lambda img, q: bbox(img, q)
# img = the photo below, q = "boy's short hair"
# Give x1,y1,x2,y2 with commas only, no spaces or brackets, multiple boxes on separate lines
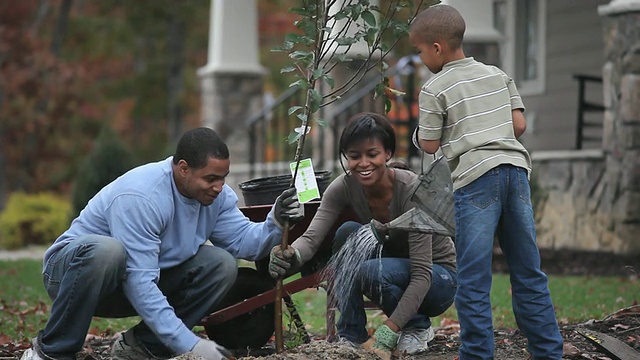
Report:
173,127,229,168
410,4,466,50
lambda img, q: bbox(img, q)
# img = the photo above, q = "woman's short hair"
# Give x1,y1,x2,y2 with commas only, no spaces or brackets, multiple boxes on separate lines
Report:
339,112,396,157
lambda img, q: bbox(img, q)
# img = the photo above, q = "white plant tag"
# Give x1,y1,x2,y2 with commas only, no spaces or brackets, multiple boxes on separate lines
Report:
289,158,321,203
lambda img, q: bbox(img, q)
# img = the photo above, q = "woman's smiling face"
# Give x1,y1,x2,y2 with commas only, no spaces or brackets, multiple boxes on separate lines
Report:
345,137,391,187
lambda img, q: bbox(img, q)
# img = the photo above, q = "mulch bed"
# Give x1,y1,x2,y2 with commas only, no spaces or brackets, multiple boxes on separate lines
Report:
2,250,639,359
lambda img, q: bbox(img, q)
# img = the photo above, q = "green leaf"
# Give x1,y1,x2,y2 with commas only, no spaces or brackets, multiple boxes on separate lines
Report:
385,98,392,114
288,106,303,115
392,22,409,37
281,66,297,74
296,113,308,122
315,118,329,127
361,11,376,27
288,131,301,144
334,9,349,20
334,54,353,63
272,40,294,52
289,6,311,16
309,89,322,113
312,68,324,80
297,18,317,38
365,27,378,46
350,4,363,19
290,50,313,61
285,33,315,46
374,83,385,99
335,36,357,46
289,79,308,90
322,75,335,89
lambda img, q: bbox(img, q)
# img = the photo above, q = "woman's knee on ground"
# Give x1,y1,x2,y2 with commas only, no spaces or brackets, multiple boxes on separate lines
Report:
332,221,362,253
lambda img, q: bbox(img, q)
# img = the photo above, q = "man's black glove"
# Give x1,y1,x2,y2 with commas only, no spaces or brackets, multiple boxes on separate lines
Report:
268,245,302,279
273,187,304,226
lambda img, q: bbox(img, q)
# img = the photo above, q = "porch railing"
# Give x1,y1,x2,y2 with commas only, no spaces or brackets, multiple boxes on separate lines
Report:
245,59,423,179
574,74,605,150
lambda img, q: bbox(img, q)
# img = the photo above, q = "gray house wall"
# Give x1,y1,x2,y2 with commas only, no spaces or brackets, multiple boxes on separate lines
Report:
522,0,609,151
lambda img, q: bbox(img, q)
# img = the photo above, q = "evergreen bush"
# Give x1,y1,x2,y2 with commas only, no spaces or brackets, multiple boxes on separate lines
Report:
71,127,135,218
0,192,72,249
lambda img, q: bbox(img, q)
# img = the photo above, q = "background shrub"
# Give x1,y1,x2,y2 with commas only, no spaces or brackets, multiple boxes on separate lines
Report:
0,192,72,249
71,126,136,218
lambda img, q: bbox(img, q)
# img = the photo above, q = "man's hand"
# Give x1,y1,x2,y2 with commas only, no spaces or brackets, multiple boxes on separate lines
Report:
268,245,301,279
361,324,399,360
273,187,304,226
191,338,231,360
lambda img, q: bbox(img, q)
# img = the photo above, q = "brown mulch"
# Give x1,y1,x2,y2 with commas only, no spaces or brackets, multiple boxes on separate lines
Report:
2,250,639,359
6,307,637,360
5,304,637,360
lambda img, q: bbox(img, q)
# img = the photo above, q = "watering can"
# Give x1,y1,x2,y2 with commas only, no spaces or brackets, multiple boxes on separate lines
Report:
370,156,455,240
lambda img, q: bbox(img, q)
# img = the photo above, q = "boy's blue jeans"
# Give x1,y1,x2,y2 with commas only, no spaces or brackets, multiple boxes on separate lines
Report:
334,222,457,343
454,165,563,360
37,235,237,360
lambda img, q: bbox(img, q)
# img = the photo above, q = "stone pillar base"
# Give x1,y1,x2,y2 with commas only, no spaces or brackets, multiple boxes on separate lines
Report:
199,71,265,165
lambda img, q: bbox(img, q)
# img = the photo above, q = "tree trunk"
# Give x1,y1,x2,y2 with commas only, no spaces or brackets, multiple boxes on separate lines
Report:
51,0,73,55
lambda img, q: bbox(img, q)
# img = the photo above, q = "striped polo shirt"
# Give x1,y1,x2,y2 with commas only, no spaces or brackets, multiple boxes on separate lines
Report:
417,57,532,190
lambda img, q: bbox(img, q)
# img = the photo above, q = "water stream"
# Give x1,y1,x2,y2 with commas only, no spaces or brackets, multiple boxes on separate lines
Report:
322,224,384,313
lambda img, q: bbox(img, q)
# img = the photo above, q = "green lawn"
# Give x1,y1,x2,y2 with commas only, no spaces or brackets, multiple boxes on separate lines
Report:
1,259,638,342
289,273,640,337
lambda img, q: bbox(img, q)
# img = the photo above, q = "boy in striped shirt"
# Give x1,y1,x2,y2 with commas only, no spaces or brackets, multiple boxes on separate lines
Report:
410,5,563,360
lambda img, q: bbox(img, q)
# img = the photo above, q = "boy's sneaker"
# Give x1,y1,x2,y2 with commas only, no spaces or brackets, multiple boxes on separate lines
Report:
334,336,359,349
111,330,160,360
20,338,49,360
396,326,435,355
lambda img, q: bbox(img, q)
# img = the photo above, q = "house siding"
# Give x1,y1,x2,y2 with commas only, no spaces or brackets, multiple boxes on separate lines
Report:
521,0,609,152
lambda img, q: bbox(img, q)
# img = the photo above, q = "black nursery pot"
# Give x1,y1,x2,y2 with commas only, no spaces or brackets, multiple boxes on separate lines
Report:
238,170,332,206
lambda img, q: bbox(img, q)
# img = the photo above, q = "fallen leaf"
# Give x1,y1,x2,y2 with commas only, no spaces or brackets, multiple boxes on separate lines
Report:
562,342,581,356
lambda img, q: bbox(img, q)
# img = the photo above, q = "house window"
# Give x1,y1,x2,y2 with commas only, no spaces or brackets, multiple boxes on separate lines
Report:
493,0,546,95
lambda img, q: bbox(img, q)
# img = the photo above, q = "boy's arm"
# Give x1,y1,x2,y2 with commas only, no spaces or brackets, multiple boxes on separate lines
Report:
512,109,527,139
412,127,441,154
415,88,445,154
419,139,441,154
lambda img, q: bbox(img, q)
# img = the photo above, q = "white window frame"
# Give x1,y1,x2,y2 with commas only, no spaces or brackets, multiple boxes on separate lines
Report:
496,0,547,96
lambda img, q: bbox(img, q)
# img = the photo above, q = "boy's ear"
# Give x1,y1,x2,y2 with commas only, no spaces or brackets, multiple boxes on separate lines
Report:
434,42,442,55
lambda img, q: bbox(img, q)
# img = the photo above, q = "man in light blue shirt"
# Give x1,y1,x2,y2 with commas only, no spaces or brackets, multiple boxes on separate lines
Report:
21,127,302,360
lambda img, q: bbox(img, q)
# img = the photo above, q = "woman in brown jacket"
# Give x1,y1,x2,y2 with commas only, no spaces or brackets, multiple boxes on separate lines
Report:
269,112,457,357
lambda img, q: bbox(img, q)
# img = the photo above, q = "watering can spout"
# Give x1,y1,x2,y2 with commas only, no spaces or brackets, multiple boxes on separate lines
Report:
370,156,456,242
371,207,454,241
370,219,390,244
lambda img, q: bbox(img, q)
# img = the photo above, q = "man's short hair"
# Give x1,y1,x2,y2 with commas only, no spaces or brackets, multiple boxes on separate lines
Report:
173,127,229,168
410,4,466,50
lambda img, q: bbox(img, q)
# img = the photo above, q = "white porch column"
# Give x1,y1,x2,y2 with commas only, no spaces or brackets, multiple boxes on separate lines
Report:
200,0,263,74
443,0,502,67
326,0,380,57
598,0,640,15
443,0,503,43
198,0,265,167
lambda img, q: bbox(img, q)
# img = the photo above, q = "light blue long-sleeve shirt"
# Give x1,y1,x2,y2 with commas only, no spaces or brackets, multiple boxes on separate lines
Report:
44,157,283,353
